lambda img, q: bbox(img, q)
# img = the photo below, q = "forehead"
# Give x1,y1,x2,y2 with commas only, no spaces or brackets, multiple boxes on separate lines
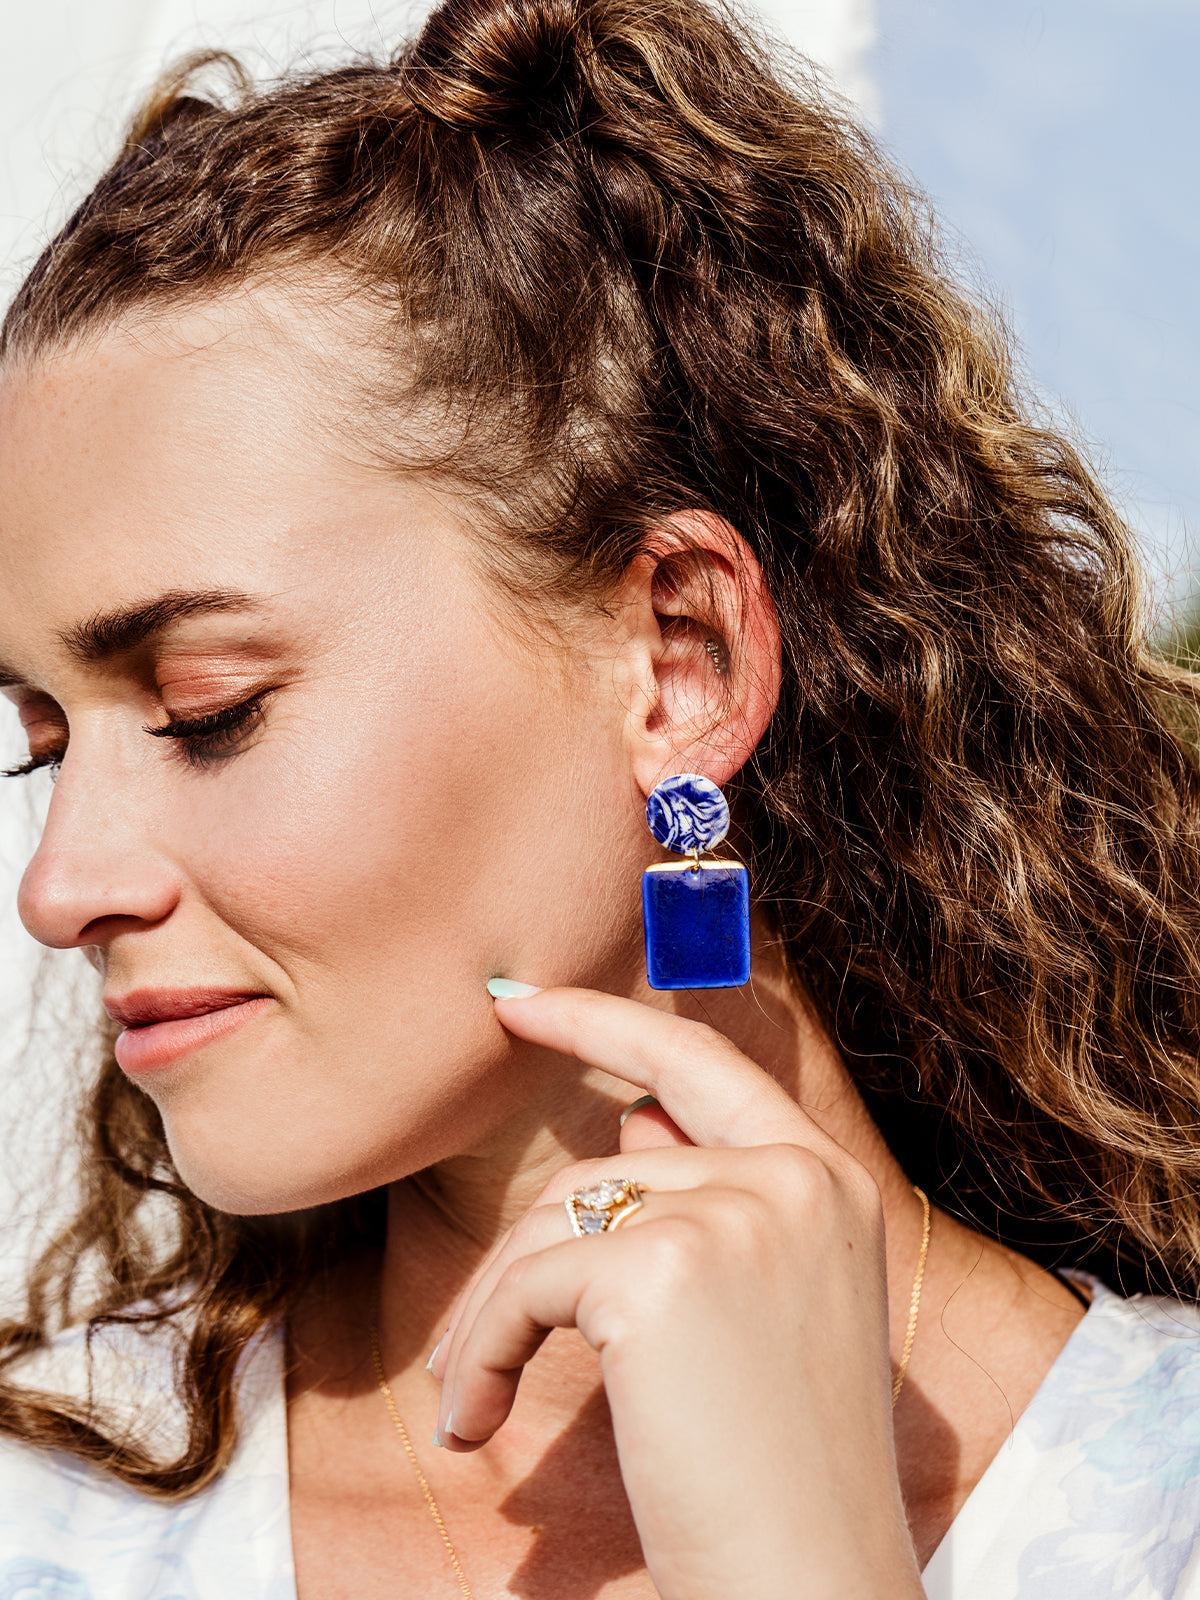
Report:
0,289,450,680
0,286,361,520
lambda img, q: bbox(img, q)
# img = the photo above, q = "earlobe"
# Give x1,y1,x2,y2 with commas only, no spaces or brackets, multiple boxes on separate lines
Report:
621,511,782,797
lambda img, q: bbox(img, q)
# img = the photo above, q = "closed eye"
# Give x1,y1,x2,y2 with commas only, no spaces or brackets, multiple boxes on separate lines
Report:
143,691,272,769
1,689,273,779
2,749,63,780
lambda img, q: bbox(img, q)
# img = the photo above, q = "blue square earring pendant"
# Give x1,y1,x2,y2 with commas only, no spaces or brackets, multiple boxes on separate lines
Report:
642,773,751,990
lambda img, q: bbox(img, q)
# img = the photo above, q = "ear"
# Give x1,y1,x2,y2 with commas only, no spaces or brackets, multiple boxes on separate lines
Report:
614,511,782,798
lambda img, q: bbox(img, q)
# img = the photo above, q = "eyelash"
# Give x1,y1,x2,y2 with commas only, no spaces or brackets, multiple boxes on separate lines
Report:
1,691,272,780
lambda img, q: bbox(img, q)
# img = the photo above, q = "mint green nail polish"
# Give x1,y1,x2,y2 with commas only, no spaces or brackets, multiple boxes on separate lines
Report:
432,1427,442,1448
425,1335,444,1374
486,978,543,999
619,1094,660,1127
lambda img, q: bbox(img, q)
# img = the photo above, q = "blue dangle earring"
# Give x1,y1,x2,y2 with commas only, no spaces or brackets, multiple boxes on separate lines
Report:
642,773,751,990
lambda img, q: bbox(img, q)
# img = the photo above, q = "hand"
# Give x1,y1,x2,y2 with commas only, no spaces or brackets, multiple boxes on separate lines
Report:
429,987,924,1600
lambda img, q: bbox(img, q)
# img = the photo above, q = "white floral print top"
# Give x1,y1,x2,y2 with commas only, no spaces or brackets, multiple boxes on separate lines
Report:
1,1277,1199,1599
922,1277,1200,1598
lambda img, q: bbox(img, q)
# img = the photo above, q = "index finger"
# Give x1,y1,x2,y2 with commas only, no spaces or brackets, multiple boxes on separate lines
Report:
490,985,815,1149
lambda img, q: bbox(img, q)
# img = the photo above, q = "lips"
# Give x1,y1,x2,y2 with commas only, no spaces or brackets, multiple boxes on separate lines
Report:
104,989,272,1074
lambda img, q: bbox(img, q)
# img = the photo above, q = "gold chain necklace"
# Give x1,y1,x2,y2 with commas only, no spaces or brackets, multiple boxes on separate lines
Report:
370,1316,474,1599
892,1185,931,1406
370,1183,931,1597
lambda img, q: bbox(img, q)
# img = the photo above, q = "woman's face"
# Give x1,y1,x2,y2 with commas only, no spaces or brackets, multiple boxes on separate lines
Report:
0,291,654,1213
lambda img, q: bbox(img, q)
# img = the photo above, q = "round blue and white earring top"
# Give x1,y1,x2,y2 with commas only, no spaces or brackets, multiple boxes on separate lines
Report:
645,773,731,855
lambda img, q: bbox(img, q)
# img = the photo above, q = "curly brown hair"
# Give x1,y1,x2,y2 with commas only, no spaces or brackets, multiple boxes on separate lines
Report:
3,0,1200,1498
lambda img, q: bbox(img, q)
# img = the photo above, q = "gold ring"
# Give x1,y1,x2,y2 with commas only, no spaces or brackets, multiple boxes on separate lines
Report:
564,1178,645,1237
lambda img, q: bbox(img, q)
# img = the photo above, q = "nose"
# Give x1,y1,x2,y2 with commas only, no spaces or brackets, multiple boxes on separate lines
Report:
17,763,182,951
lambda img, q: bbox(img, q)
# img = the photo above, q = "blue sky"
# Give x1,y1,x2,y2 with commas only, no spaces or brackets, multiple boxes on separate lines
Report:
871,0,1200,628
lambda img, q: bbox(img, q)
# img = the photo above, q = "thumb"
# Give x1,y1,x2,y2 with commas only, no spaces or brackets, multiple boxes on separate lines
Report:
618,1096,693,1152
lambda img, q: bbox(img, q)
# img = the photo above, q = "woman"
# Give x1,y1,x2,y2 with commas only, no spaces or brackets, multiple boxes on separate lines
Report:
1,0,1199,1594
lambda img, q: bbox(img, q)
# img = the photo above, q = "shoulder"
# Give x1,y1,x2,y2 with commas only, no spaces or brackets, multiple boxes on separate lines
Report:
925,1277,1200,1600
0,1318,294,1600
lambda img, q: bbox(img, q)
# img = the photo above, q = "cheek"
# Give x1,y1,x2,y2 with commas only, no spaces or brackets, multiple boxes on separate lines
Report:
146,641,648,1212
182,652,645,984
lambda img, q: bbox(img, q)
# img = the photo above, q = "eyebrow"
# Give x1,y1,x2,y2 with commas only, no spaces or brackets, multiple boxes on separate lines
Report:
0,589,265,687
60,588,265,663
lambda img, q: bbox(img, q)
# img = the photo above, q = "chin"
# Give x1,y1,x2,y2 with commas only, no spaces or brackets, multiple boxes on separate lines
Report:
168,1150,354,1216
160,1116,412,1217
149,1003,521,1214
157,1083,494,1217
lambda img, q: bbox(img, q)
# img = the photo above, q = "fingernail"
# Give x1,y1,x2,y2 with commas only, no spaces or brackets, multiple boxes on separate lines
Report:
620,1094,660,1127
432,1426,442,1448
424,1335,445,1374
486,978,543,999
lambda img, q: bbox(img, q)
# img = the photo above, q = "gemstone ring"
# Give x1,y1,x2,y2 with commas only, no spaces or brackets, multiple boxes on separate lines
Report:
564,1178,646,1237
